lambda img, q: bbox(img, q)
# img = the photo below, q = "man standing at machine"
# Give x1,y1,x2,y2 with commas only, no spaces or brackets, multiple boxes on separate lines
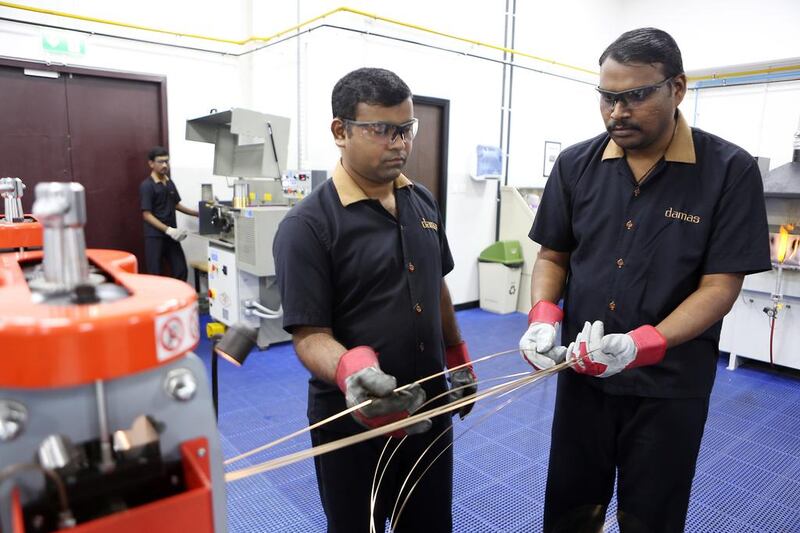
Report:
518,28,771,532
273,67,476,532
140,146,198,281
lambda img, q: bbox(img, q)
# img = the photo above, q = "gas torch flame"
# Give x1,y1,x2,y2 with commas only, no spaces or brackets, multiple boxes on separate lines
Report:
777,224,796,264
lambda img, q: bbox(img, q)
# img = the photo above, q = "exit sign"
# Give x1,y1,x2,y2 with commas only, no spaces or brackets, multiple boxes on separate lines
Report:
42,33,86,56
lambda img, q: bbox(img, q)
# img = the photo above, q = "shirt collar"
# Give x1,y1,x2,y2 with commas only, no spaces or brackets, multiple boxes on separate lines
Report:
601,110,696,164
150,173,170,184
331,160,414,207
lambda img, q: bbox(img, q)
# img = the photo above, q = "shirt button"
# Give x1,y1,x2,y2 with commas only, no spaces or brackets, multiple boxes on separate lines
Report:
408,262,416,272
609,301,617,311
616,258,625,268
414,303,423,314
418,342,425,352
633,187,641,197
625,220,634,230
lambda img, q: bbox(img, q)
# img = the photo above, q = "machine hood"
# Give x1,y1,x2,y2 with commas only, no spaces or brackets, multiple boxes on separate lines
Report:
764,151,800,199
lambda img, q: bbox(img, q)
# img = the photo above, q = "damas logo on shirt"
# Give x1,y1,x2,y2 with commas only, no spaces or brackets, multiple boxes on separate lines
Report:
664,207,701,224
420,217,438,231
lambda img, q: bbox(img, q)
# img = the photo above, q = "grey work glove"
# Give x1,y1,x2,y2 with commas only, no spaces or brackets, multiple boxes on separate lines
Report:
448,368,478,419
336,346,431,437
446,342,477,419
519,301,567,370
568,320,667,378
165,226,187,242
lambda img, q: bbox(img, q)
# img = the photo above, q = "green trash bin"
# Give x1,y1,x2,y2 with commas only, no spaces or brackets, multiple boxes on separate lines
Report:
478,240,524,314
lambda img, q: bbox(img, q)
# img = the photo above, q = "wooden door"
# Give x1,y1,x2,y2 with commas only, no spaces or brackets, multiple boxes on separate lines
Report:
0,66,71,186
0,59,167,269
405,96,450,223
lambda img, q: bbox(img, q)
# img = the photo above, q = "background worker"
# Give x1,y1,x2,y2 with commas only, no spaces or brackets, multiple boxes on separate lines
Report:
140,146,198,280
518,28,771,533
273,67,476,533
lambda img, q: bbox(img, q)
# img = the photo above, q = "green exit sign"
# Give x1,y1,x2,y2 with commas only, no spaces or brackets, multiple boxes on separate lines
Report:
42,33,86,56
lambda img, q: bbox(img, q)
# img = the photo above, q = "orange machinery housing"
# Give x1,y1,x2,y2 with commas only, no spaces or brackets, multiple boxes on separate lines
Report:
0,183,226,533
0,215,42,251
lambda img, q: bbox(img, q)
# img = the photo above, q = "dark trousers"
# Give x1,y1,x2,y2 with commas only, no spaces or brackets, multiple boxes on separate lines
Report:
311,415,453,533
144,236,188,281
544,372,710,533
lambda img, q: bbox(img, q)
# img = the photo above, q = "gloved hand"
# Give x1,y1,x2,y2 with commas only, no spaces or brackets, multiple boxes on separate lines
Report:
519,300,567,370
335,346,431,437
568,320,667,378
165,226,187,242
445,342,477,419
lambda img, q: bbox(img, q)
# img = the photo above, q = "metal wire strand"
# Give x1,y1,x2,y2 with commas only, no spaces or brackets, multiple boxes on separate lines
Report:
390,368,559,530
223,348,520,466
0,462,70,513
368,371,531,533
225,358,575,482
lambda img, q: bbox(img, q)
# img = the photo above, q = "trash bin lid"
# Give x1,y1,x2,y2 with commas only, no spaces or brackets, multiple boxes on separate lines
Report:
478,240,524,266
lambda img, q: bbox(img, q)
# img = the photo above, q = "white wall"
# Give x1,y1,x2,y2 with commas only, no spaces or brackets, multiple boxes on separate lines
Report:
619,0,800,172
248,2,510,304
685,81,800,170
619,0,800,70
1,0,798,304
0,0,252,267
246,1,623,304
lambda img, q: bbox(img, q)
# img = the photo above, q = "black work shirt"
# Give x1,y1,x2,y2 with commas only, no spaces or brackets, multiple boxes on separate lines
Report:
140,176,181,237
273,162,454,430
531,112,771,398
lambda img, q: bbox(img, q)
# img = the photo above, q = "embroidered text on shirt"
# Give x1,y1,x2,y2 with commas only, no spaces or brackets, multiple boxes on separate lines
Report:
420,217,438,231
665,207,701,224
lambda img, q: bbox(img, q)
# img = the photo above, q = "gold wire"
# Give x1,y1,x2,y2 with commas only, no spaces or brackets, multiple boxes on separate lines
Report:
368,371,531,532
225,359,573,482
390,368,558,530
223,348,519,466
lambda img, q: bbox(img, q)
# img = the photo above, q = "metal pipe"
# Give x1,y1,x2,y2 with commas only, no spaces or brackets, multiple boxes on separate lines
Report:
94,380,114,472
0,177,25,223
0,2,600,76
32,182,89,291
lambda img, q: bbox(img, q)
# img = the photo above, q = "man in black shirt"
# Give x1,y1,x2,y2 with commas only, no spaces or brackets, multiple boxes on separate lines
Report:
518,28,770,532
273,68,476,533
139,146,198,280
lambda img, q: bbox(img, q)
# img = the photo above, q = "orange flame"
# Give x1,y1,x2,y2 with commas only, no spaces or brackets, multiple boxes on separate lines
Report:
777,224,796,264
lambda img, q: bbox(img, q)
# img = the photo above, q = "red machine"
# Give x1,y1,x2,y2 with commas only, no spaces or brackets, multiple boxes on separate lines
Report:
0,178,42,251
0,183,226,532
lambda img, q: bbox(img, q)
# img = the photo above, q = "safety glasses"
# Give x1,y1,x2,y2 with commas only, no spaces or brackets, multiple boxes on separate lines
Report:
596,78,672,110
344,118,419,144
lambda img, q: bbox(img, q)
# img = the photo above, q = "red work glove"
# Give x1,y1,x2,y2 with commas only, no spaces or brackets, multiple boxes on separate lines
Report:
568,321,667,378
445,342,478,419
519,300,567,370
336,346,431,437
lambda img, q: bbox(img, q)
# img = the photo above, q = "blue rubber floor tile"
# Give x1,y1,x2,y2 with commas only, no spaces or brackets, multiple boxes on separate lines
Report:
454,458,499,497
212,311,800,531
458,442,531,483
495,428,551,463
726,443,797,477
461,480,542,532
744,495,800,533
702,454,779,497
452,502,499,533
685,502,760,533
453,428,494,454
227,484,307,533
497,462,548,506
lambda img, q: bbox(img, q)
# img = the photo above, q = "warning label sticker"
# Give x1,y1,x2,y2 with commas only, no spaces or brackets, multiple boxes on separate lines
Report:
154,302,200,362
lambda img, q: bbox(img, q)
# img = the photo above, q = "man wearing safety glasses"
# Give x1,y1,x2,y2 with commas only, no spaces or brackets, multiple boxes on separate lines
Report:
273,67,474,532
519,28,770,532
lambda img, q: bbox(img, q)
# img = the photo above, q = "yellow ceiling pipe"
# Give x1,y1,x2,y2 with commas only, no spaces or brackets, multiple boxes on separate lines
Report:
0,1,598,75
688,63,800,83
4,2,796,82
